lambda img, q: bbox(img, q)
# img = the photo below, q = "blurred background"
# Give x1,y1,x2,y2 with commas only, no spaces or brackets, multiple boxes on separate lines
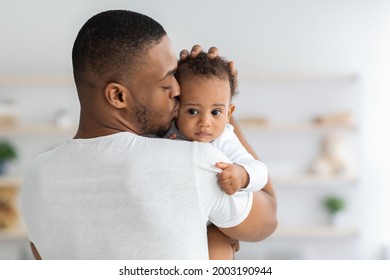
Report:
0,0,389,259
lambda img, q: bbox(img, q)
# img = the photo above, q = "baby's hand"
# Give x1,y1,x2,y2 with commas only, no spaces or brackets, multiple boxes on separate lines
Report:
167,133,177,140
215,162,249,195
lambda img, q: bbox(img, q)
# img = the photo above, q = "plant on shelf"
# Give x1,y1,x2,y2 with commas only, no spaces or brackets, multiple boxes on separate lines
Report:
323,195,345,226
0,140,17,175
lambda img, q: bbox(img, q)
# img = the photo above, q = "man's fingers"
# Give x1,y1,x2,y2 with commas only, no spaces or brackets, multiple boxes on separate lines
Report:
207,46,219,59
179,45,202,60
179,49,190,60
228,61,238,78
190,45,202,57
181,45,222,60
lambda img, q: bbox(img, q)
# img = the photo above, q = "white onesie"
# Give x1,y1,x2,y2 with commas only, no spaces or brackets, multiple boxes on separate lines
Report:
167,123,268,192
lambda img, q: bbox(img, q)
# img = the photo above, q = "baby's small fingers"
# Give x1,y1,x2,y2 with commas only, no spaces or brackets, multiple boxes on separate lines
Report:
168,133,177,140
217,171,230,181
222,186,235,195
215,162,231,170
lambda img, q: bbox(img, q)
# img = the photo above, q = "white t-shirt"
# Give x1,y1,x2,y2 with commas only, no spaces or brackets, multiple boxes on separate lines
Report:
167,123,268,192
20,132,252,260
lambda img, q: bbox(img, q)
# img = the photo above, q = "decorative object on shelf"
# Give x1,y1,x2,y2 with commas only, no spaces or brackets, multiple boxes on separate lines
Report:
0,140,17,175
53,109,73,128
0,187,19,230
308,134,353,177
323,195,345,226
0,99,18,126
313,111,354,127
238,116,268,127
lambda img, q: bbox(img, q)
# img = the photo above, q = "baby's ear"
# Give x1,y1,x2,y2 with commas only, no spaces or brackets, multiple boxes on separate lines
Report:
228,103,235,121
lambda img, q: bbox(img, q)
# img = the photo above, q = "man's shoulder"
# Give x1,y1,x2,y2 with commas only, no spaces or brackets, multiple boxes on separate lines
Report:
154,137,226,156
30,142,64,164
195,141,231,163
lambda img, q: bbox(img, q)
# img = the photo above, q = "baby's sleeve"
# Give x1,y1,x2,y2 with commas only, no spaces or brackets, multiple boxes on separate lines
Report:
212,124,268,192
195,142,253,228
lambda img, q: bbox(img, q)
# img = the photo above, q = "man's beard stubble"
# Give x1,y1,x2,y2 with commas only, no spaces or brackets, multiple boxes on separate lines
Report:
135,104,171,138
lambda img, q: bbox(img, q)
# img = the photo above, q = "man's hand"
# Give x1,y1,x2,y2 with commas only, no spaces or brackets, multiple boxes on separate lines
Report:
216,162,249,195
179,45,237,77
179,45,218,60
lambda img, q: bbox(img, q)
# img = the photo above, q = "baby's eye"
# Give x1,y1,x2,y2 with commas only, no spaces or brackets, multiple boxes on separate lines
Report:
211,110,222,116
187,108,199,115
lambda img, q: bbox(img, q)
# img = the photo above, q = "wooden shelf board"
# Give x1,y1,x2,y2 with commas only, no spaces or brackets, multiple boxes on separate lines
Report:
239,121,357,132
0,74,73,86
0,124,76,136
0,73,358,86
272,225,358,238
0,177,22,188
0,225,28,241
272,174,357,186
238,72,358,82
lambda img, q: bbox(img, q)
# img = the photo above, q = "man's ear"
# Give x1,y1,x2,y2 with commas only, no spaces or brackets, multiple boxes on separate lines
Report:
104,82,128,109
228,103,235,121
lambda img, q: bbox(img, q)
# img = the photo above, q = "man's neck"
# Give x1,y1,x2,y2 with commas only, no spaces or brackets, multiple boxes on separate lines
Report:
74,121,138,139
74,111,139,139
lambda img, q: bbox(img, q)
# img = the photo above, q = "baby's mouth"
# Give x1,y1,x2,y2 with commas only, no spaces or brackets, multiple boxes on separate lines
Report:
195,131,211,137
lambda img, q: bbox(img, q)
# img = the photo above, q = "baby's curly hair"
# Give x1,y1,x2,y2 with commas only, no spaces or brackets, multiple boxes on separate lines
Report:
175,52,238,98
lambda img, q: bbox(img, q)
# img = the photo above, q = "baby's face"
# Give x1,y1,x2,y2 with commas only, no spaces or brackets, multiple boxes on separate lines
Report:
176,76,234,142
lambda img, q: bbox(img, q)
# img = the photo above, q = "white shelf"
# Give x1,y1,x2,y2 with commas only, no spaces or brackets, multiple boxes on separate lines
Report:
0,74,73,86
0,225,28,241
272,225,358,238
272,174,357,187
239,122,356,133
0,124,76,136
0,73,357,85
238,72,358,83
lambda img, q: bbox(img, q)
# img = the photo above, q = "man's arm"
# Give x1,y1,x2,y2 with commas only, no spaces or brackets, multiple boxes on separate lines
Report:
218,117,277,241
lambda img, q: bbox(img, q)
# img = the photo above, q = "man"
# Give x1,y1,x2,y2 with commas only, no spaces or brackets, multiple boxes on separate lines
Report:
21,10,276,259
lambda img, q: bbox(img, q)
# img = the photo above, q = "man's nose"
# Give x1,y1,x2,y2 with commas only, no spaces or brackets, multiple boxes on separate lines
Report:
169,79,180,99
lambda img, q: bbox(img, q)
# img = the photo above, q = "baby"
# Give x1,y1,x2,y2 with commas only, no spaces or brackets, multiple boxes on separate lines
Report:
167,52,269,259
168,52,268,195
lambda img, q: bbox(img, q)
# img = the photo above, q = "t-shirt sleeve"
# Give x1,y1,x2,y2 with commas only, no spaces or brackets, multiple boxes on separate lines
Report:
212,124,268,192
194,142,253,228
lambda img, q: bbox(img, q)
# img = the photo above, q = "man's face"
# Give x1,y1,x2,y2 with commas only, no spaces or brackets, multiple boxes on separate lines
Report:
126,36,180,136
176,76,234,142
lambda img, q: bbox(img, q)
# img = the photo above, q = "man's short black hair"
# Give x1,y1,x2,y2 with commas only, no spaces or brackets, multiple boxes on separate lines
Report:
175,52,238,98
72,10,167,88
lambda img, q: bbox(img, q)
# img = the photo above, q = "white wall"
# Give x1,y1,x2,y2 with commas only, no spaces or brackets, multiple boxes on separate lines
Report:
1,0,390,259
